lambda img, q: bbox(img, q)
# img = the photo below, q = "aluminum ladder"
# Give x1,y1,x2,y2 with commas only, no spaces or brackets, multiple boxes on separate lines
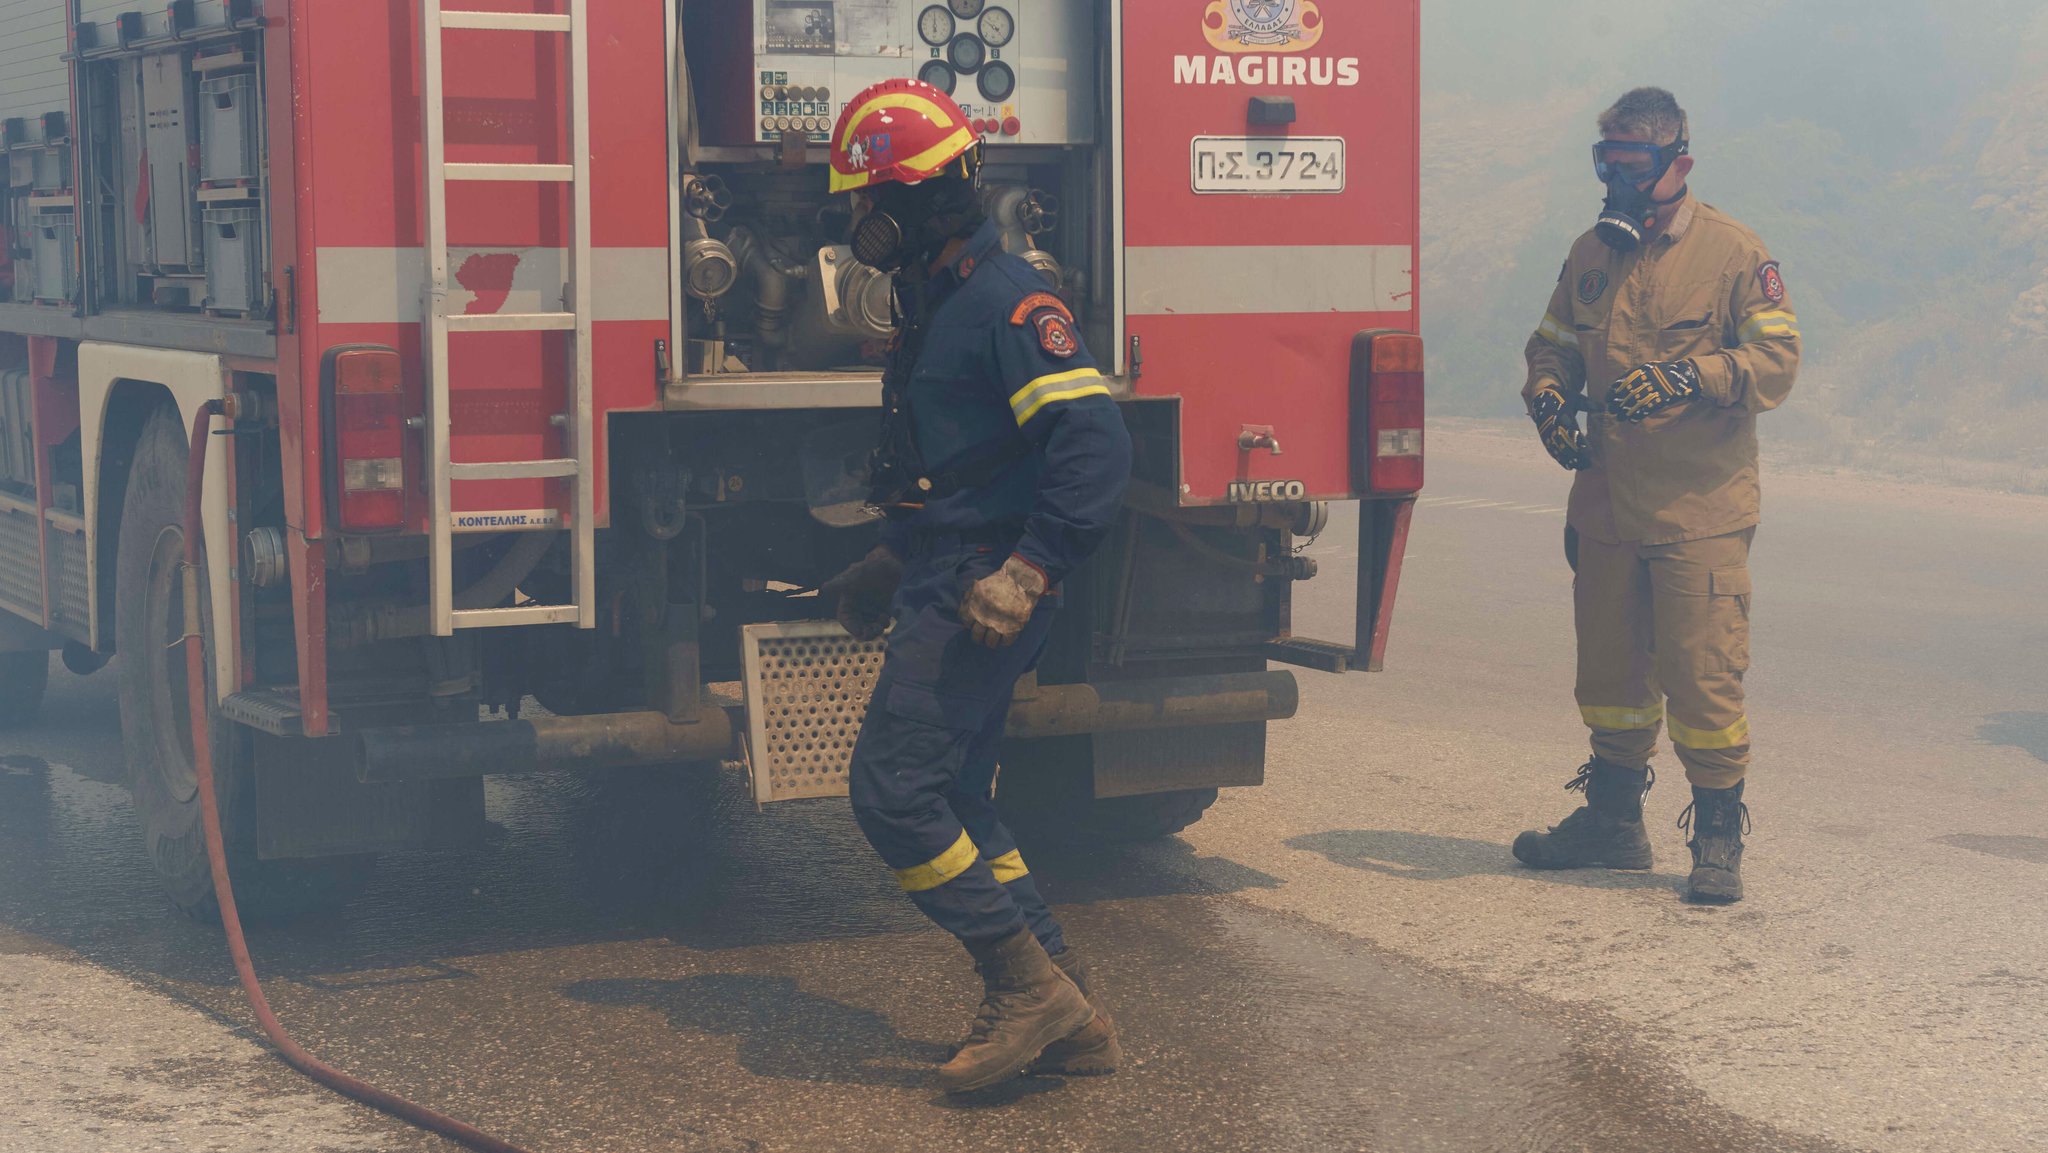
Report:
419,0,595,635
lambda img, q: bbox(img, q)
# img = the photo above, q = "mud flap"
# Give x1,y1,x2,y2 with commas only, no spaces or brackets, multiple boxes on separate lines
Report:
252,732,484,859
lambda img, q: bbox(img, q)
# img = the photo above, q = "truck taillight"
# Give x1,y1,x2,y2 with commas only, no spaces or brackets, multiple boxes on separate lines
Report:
1353,331,1424,494
327,346,406,533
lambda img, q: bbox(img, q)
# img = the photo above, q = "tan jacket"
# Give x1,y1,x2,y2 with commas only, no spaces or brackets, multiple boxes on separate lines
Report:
1523,197,1800,545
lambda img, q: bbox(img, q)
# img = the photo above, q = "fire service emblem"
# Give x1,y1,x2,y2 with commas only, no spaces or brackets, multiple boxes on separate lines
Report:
1204,0,1324,53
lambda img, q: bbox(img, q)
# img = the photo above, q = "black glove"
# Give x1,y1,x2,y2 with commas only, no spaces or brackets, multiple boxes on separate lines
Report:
820,545,904,641
1607,359,1701,423
1530,384,1590,471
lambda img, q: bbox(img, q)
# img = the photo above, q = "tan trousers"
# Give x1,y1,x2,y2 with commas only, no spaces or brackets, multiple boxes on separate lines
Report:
1571,527,1754,789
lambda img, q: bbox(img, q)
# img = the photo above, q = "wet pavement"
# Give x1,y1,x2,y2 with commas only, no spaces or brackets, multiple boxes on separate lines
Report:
0,710,1850,1153
5,426,2046,1151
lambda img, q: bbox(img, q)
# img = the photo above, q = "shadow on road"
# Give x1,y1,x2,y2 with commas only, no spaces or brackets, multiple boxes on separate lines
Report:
562,973,949,1088
1979,711,2048,764
1286,828,1684,889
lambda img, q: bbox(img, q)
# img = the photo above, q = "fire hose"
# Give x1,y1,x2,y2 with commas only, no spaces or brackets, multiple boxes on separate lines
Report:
180,401,531,1153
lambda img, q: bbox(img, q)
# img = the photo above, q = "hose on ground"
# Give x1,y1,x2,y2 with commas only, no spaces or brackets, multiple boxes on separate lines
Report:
180,401,532,1153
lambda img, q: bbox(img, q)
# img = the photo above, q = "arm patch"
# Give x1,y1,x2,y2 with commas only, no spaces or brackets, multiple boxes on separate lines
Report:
1009,292,1073,326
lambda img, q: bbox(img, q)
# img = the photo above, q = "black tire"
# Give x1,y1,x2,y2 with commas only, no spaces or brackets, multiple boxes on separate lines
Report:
998,735,1221,843
115,407,372,920
1074,787,1219,842
0,649,50,729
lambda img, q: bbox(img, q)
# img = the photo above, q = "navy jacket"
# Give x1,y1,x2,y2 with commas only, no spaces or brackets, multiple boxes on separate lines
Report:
882,220,1132,586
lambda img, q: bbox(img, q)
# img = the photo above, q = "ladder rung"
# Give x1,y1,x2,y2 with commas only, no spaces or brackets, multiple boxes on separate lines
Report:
452,604,581,629
445,311,578,333
446,162,573,183
449,458,579,481
440,11,573,32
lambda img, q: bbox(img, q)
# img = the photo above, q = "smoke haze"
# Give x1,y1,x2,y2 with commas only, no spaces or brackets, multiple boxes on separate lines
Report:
1423,0,2048,483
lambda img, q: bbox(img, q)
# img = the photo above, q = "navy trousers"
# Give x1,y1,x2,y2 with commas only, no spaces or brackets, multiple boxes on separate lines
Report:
847,540,1066,953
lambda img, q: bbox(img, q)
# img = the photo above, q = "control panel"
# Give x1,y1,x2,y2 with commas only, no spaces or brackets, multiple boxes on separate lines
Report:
730,0,1094,147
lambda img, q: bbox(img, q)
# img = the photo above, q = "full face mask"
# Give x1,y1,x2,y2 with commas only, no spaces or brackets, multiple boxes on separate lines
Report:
1592,134,1689,251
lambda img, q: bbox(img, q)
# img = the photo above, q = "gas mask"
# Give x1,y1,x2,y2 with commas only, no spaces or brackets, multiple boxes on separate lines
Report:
849,170,985,279
1592,134,1689,252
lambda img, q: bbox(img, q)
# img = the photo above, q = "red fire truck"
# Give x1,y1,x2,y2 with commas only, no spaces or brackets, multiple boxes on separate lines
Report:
0,0,1419,915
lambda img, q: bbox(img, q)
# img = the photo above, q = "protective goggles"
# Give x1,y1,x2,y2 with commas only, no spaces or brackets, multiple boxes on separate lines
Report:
1592,137,1688,185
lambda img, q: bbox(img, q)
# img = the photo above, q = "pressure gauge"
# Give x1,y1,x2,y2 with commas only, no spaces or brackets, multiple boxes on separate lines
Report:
917,5,954,46
977,59,1015,102
918,59,958,95
947,32,985,73
977,6,1014,48
948,0,984,18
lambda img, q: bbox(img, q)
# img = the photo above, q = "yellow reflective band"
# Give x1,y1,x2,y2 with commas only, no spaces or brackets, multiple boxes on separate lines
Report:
839,93,960,151
829,167,872,193
894,830,979,893
895,127,976,181
1580,702,1665,731
1536,313,1579,349
1670,715,1751,750
1737,310,1799,344
986,850,1028,884
1009,368,1109,425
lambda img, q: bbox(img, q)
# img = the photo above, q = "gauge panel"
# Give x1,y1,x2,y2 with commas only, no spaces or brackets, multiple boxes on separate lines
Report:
946,32,985,73
977,6,1014,48
917,5,954,46
918,59,958,95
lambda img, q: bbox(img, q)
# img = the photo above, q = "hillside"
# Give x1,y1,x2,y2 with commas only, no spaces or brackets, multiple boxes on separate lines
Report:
1421,0,2048,477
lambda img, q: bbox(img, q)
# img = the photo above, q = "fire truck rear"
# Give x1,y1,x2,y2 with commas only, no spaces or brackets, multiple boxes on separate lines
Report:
0,0,1420,914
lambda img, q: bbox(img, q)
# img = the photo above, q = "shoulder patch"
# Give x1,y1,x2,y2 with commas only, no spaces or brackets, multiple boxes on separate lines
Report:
1009,291,1073,327
1757,260,1786,304
1576,268,1608,305
1033,310,1079,358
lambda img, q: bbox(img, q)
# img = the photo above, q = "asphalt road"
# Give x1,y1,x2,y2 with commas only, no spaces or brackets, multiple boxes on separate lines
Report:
2,425,2044,1152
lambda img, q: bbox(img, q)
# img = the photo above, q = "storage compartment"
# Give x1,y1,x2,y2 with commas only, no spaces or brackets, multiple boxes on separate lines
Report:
142,51,201,270
0,367,33,493
29,213,75,304
199,72,259,183
201,203,263,315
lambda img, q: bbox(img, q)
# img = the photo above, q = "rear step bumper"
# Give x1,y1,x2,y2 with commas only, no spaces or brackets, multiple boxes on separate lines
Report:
352,671,1298,782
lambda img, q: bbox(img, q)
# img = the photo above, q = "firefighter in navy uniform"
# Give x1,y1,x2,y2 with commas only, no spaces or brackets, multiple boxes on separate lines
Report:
1517,88,1799,903
818,80,1133,1094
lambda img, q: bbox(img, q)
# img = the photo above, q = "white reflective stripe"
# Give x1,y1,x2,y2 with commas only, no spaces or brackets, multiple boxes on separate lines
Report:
1536,313,1578,349
1124,245,1412,316
1738,309,1798,344
314,246,667,325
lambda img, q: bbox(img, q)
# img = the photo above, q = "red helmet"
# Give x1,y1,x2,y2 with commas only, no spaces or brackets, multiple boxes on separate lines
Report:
829,78,981,194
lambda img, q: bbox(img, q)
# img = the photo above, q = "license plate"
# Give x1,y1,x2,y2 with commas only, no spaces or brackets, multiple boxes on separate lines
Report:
1190,136,1346,195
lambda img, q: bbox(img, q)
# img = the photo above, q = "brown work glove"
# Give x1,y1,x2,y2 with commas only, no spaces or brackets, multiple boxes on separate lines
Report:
959,555,1047,648
820,545,905,641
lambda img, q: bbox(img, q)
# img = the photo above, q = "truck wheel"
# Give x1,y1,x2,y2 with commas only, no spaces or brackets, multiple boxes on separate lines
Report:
998,736,1221,843
1074,788,1219,842
0,649,49,729
115,407,372,920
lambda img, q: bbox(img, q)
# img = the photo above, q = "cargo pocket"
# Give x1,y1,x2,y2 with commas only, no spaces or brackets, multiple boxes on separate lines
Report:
1710,565,1751,672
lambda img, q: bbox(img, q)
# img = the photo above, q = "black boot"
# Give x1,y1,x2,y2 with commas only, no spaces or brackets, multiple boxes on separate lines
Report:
936,928,1095,1093
1680,782,1748,903
1512,759,1655,870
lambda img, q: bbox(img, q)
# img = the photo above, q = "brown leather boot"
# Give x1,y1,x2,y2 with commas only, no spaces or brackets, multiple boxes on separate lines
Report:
935,928,1095,1094
1028,948,1122,1076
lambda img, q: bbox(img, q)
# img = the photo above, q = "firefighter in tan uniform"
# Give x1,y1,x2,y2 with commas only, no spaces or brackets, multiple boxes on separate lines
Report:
1513,88,1799,903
